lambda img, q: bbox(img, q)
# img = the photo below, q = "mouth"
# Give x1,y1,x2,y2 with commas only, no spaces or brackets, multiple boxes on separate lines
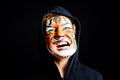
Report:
56,41,70,50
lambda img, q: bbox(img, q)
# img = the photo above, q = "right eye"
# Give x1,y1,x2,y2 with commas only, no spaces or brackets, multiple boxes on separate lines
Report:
46,27,55,32
48,29,55,32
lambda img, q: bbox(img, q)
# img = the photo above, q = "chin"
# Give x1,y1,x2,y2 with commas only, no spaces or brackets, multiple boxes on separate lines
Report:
54,48,77,58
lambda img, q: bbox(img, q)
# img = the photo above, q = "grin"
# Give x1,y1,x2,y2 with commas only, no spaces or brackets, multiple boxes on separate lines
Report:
55,41,71,50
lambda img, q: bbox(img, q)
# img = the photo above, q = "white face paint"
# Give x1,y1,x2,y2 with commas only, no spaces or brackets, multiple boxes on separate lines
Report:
45,15,77,58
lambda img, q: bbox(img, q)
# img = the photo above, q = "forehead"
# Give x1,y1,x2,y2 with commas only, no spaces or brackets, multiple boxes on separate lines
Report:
45,15,72,25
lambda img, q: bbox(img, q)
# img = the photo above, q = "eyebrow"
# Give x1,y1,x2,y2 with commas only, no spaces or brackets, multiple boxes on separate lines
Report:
64,22,70,25
63,17,71,25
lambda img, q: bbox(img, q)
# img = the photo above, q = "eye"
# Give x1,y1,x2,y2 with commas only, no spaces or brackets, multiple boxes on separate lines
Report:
46,27,55,32
63,27,71,30
48,29,55,32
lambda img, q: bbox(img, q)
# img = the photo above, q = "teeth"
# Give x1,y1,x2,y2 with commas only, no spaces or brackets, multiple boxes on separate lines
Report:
57,42,67,46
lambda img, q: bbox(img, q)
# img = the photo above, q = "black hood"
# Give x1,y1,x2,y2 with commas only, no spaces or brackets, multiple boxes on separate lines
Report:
41,5,81,54
40,5,81,78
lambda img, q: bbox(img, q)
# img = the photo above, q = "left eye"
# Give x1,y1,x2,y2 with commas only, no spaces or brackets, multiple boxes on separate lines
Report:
64,27,71,30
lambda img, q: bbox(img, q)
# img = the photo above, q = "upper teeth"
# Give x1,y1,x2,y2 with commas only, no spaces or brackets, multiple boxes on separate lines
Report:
57,42,67,46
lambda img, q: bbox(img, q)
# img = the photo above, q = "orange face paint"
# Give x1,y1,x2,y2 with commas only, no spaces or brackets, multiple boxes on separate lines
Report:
45,15,77,58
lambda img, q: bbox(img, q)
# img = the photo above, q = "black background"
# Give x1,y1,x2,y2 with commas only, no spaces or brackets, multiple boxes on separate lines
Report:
4,0,117,80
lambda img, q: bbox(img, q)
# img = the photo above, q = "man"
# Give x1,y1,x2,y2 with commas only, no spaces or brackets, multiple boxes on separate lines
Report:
39,6,103,80
26,6,103,80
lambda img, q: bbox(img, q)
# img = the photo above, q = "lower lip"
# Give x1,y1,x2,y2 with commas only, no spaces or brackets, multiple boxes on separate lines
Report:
57,46,70,50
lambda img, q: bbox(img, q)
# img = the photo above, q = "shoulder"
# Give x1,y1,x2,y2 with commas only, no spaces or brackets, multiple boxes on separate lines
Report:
74,63,103,80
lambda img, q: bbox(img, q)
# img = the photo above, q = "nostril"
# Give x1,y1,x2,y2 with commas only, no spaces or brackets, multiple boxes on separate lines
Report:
54,36,61,39
54,36,64,40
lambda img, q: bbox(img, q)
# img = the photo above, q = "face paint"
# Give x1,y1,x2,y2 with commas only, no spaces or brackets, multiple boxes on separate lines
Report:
45,15,77,58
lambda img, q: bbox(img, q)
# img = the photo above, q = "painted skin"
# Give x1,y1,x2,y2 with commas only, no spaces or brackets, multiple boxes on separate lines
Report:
45,15,77,58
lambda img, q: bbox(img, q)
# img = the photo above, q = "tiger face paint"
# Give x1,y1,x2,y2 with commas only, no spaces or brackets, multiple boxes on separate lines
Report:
45,15,77,58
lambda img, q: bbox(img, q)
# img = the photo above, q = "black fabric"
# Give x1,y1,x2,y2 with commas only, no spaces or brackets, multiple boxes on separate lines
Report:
25,6,103,80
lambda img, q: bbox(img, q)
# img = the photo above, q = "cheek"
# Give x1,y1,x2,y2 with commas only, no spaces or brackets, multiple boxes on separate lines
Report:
46,35,56,50
66,30,75,38
46,34,55,45
71,33,75,38
66,31,76,46
69,33,76,47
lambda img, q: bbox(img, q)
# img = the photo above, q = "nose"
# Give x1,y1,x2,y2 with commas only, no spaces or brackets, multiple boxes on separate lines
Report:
54,28,64,40
57,28,64,36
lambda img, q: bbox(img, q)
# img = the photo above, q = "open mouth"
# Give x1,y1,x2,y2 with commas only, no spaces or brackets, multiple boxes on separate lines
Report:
56,41,70,50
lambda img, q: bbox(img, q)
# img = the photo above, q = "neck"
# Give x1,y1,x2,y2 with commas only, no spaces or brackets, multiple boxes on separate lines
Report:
54,57,70,78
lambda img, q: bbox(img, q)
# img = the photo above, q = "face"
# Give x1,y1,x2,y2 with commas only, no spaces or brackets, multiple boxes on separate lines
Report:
45,15,77,58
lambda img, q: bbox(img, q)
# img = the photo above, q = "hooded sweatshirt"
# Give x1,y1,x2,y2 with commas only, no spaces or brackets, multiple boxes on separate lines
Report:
26,6,103,80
